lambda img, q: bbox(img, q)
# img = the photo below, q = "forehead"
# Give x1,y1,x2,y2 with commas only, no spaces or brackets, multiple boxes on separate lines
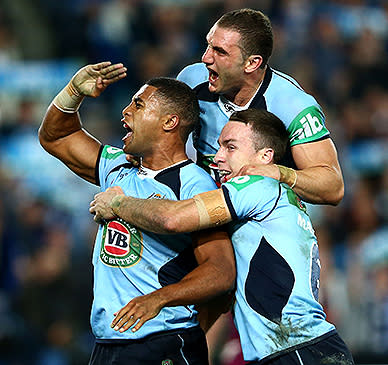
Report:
206,24,241,49
133,84,158,101
220,121,253,142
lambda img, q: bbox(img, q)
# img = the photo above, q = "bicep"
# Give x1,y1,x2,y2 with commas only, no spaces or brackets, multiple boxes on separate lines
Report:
291,138,341,170
59,129,102,184
40,107,102,184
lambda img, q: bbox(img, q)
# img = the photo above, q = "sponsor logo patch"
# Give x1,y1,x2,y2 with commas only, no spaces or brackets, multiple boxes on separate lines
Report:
100,218,143,267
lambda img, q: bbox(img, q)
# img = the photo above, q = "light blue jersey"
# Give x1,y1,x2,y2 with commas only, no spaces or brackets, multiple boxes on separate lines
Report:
221,175,335,362
91,145,217,342
178,63,330,173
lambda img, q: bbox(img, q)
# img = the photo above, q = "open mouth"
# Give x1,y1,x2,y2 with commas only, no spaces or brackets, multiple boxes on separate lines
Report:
208,69,219,84
219,169,232,183
122,123,133,141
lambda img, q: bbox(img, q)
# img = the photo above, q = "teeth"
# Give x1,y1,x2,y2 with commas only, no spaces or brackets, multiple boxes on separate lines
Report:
219,170,230,177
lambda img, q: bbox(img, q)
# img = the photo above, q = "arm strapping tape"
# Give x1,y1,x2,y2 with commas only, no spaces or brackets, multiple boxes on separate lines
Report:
193,189,232,230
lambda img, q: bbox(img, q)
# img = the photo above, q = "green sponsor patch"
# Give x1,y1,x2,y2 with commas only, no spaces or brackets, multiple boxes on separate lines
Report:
100,218,143,268
226,175,264,191
102,146,124,160
288,106,328,145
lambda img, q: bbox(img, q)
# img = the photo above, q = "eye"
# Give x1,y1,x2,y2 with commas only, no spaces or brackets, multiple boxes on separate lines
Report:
227,144,236,151
135,100,142,109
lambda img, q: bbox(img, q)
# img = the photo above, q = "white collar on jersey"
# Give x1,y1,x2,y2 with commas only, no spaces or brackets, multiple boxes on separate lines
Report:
217,80,263,117
137,159,189,179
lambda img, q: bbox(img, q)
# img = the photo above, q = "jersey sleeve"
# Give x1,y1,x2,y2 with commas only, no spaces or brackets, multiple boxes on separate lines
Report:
97,145,129,190
265,70,330,147
176,63,209,89
287,105,330,146
221,175,281,221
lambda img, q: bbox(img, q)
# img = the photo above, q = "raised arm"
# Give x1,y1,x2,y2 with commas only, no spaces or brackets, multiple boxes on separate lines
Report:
238,138,344,205
89,186,232,233
38,62,127,184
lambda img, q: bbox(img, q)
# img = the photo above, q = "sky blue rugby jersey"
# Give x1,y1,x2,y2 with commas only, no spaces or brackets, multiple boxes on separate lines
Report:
91,145,217,342
220,175,335,362
177,63,330,173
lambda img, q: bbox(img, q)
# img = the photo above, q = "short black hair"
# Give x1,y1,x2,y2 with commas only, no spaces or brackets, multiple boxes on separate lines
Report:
229,109,288,163
147,77,199,143
217,8,273,68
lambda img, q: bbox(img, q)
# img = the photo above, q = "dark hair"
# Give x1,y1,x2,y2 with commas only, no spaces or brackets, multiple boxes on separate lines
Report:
229,109,288,163
147,77,199,142
217,8,273,68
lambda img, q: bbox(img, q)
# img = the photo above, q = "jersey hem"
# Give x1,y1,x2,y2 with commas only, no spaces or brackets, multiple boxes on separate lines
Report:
94,325,203,344
250,329,337,364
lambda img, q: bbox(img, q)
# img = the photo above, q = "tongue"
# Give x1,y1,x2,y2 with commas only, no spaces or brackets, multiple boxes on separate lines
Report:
209,71,218,82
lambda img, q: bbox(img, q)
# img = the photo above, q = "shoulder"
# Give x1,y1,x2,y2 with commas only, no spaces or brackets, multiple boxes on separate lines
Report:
222,175,281,220
265,68,323,126
223,175,277,195
97,145,132,186
180,162,217,198
177,63,209,89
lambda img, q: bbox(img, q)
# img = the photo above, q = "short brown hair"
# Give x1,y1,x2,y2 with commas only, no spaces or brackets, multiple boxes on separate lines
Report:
147,77,199,143
229,109,288,163
217,8,273,68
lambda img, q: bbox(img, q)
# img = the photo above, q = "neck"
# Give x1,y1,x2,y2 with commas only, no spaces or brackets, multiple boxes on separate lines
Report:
227,66,266,106
141,139,188,170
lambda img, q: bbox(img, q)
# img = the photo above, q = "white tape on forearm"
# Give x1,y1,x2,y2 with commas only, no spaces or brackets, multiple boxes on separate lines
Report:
193,189,231,229
52,82,84,113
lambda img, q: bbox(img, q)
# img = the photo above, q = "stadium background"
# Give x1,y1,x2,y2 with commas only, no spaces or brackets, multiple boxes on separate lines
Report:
0,0,387,364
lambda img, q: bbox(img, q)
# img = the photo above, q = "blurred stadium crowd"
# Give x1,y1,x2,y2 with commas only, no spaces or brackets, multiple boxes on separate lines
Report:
0,0,387,364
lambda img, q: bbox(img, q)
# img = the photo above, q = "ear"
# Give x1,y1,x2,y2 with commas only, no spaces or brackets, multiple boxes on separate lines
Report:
244,55,263,73
257,147,274,164
162,114,179,131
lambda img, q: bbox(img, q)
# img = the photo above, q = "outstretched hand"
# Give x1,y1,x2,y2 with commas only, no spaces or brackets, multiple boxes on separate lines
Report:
111,291,164,333
89,186,125,223
72,61,127,98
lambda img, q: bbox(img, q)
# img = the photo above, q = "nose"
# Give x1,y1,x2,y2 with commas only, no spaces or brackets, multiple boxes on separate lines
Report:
122,103,133,116
201,46,213,65
214,147,224,165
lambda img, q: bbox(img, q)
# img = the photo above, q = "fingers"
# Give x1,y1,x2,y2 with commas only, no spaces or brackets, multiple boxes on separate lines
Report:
99,63,127,82
111,307,143,333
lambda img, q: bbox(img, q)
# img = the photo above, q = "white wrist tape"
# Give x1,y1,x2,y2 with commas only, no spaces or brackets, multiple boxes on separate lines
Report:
52,81,84,113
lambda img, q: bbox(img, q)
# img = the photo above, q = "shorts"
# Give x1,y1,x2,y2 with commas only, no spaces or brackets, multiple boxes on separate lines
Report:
89,326,209,365
250,332,354,365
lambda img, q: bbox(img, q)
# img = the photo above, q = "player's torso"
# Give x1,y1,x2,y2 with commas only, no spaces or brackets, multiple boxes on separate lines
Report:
222,176,335,361
178,63,329,173
92,146,215,340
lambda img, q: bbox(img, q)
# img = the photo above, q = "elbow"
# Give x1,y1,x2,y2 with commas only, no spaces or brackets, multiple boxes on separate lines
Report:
325,176,345,206
38,125,54,152
330,184,344,206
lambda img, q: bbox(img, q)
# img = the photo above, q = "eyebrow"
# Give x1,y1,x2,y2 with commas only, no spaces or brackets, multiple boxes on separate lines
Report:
132,96,144,104
218,138,237,145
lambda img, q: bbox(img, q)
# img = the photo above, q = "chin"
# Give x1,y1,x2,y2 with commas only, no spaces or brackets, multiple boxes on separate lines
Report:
208,83,218,93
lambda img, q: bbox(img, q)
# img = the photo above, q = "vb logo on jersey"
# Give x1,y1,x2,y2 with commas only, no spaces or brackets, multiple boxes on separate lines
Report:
100,218,143,268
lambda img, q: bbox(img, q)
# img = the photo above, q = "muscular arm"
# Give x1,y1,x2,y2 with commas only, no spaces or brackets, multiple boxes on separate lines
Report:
110,228,236,333
38,62,127,184
290,138,344,205
89,187,232,233
238,138,344,205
